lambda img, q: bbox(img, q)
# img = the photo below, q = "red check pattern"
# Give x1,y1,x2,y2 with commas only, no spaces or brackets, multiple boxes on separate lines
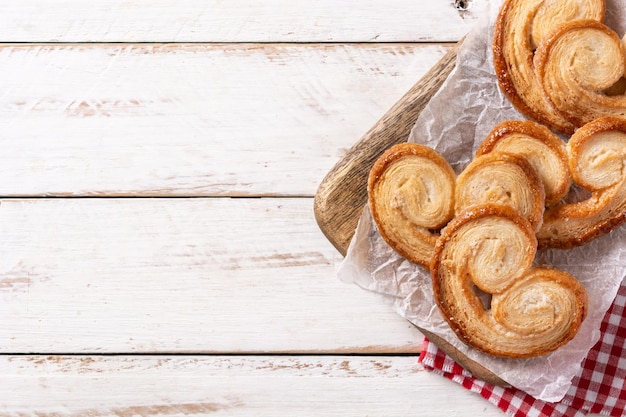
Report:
419,283,626,417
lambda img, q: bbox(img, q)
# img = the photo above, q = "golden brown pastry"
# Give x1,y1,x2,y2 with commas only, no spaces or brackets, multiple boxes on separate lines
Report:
535,20,626,128
538,117,626,248
623,34,626,67
476,120,571,207
431,204,588,358
493,0,605,134
455,152,545,231
368,143,456,266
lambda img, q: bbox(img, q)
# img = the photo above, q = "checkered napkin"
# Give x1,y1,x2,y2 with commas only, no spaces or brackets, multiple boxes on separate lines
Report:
419,283,626,417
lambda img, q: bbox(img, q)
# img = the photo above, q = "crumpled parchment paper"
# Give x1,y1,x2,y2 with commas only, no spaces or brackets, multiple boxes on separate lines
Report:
338,0,626,402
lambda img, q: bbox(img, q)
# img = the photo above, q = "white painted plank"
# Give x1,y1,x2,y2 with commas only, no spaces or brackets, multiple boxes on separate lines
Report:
0,43,450,197
0,197,422,353
0,355,504,416
0,0,485,43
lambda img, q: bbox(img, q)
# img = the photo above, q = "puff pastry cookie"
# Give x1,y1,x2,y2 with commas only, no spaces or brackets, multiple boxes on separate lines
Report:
476,120,571,207
538,117,626,248
455,152,545,231
493,0,605,133
368,143,456,266
366,123,594,356
431,204,588,358
535,20,626,128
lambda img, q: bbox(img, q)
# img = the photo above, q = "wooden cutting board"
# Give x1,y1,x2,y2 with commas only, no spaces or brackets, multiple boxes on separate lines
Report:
313,40,508,387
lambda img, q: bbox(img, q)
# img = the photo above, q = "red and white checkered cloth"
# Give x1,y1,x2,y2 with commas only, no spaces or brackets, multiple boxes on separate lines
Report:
419,283,626,417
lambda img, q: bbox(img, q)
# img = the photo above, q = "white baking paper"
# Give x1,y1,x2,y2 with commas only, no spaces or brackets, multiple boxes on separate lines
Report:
338,0,626,402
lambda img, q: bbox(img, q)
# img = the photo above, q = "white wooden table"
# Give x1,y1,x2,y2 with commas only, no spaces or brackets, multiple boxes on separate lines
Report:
0,2,597,415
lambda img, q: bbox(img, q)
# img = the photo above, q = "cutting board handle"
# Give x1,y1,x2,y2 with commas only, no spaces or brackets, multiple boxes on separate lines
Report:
314,40,508,386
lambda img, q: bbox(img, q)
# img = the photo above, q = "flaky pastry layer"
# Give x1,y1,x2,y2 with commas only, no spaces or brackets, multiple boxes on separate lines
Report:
476,120,571,207
493,0,605,133
456,152,545,231
535,20,626,128
538,117,626,248
431,204,588,358
368,143,456,266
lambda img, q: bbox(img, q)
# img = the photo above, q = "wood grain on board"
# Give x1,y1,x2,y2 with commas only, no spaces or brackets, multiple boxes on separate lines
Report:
0,198,422,354
0,355,504,416
0,43,449,196
0,0,483,42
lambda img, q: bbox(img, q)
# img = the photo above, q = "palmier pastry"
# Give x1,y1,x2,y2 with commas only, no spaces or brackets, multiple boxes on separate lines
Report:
431,204,588,358
368,143,456,266
493,0,605,134
535,20,626,128
455,152,545,231
538,117,626,248
476,120,571,207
